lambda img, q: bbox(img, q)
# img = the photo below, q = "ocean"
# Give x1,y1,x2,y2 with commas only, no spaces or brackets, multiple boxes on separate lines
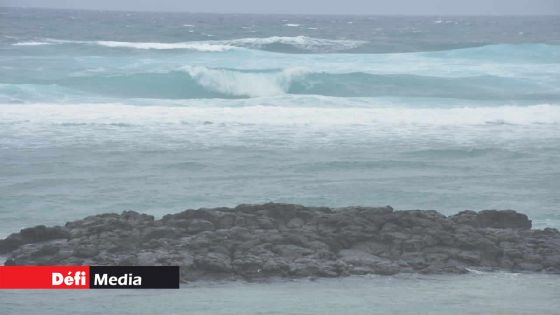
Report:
1,7,560,314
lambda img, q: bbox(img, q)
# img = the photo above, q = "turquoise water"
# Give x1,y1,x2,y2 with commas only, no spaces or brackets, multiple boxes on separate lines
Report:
1,8,560,313
1,9,560,235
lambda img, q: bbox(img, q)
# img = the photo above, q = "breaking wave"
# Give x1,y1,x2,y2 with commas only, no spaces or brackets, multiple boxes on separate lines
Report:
3,43,559,101
17,66,555,100
183,66,307,97
222,36,365,52
12,41,52,46
93,41,233,52
11,36,367,52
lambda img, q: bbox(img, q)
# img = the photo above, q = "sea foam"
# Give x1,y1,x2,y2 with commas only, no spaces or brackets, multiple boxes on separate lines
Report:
2,103,559,127
94,41,233,52
183,66,308,97
12,41,52,46
12,36,367,52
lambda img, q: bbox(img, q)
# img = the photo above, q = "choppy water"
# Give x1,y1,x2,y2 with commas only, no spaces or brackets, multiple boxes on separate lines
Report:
1,8,560,314
1,8,560,234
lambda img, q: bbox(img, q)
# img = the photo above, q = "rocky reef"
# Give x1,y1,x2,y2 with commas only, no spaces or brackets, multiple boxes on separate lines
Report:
1,203,559,282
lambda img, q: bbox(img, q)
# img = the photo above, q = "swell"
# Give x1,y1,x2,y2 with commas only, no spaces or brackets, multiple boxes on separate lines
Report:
2,43,559,101
10,36,368,53
6,67,557,100
9,39,560,61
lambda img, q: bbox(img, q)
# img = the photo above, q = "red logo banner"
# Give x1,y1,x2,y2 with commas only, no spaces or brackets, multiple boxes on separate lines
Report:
0,266,90,289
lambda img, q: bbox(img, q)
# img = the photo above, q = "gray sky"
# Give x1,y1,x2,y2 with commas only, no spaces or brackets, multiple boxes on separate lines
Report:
1,0,559,15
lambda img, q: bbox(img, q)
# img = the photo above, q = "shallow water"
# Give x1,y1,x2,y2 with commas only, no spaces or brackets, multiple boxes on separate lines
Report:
2,273,560,315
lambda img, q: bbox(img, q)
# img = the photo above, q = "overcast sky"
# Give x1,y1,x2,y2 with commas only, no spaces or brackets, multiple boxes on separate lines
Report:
1,0,559,15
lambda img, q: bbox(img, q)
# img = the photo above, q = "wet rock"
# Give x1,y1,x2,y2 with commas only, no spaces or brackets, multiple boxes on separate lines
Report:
1,203,559,282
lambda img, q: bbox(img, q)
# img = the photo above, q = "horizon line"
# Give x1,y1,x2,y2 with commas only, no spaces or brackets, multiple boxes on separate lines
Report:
2,5,560,17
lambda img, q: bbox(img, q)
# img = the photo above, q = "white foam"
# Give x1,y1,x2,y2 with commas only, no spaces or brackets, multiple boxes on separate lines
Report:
466,268,489,275
22,36,366,52
31,38,233,52
222,36,366,52
184,66,308,97
2,103,559,127
12,41,52,46
94,41,233,52
284,24,301,27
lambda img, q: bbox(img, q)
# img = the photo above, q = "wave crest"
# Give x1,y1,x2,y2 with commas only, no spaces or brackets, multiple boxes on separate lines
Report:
12,41,52,46
5,67,558,100
184,66,308,97
12,36,367,52
222,36,366,52
95,40,233,52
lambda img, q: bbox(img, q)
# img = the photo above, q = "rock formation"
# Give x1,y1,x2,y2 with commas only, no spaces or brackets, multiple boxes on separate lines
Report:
1,203,559,282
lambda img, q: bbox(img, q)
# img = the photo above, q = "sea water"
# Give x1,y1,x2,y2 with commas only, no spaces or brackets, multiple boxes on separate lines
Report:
1,8,560,314
2,273,560,314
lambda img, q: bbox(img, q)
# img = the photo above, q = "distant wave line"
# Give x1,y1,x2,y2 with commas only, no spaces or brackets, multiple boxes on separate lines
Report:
11,36,368,52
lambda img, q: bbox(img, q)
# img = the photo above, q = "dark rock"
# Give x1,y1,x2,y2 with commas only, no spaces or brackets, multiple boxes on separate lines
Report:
0,237,23,254
477,210,532,229
73,246,99,258
186,219,215,234
195,252,232,273
451,210,531,230
1,203,558,282
0,225,69,254
142,226,180,240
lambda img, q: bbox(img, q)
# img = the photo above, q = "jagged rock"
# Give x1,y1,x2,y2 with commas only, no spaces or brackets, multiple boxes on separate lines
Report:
1,203,559,282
